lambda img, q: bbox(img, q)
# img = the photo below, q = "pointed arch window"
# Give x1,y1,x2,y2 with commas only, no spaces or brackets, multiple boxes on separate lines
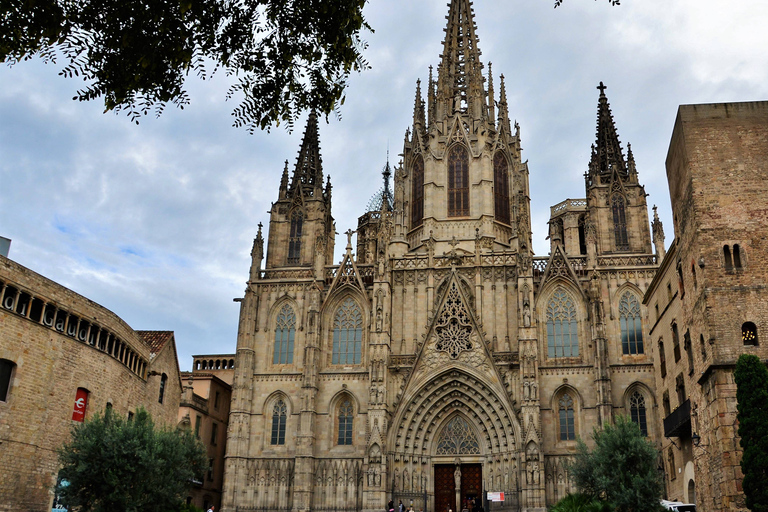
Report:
612,195,629,251
493,152,510,225
337,400,353,445
448,145,469,217
271,399,287,445
273,304,296,364
332,298,363,365
411,155,424,229
619,292,644,355
546,288,579,358
288,210,303,264
559,393,576,441
629,391,648,436
436,416,480,455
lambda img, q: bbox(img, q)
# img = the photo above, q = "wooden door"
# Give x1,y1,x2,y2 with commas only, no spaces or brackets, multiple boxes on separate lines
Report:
434,464,455,512
460,464,482,511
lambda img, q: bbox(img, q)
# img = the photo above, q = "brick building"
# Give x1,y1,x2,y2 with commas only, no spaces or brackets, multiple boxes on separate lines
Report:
0,252,183,512
179,354,234,510
645,101,768,510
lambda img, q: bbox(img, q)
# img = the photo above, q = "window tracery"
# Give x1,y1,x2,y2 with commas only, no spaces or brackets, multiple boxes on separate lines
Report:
448,145,469,217
619,292,644,355
435,283,473,359
332,298,363,365
436,416,480,455
493,152,510,225
271,399,287,445
558,393,575,441
546,288,579,358
337,400,353,445
629,391,648,436
288,210,303,264
274,304,296,364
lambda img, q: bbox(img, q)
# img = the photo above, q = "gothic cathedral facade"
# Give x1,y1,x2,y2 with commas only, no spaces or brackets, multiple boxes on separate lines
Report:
222,1,664,511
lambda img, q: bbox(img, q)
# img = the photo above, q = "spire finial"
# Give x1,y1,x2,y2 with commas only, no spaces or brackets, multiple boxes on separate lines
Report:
597,81,607,96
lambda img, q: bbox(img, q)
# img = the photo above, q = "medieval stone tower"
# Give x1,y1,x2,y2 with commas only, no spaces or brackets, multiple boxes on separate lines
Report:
222,1,662,511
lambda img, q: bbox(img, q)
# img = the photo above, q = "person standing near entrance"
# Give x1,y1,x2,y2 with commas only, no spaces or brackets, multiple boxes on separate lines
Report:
399,499,404,512
388,499,395,512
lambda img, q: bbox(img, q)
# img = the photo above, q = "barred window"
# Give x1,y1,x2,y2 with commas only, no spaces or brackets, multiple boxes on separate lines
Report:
448,145,469,217
273,304,296,364
493,152,510,225
612,195,629,251
630,391,648,436
271,400,287,445
411,155,424,229
337,400,353,445
559,393,575,441
332,299,363,365
619,292,644,355
547,288,579,358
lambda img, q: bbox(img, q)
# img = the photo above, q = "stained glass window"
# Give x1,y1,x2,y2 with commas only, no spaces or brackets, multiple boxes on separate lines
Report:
273,305,296,364
338,400,353,445
288,210,303,264
448,145,469,217
271,399,287,445
546,288,579,358
629,391,648,436
612,195,629,251
332,298,363,365
412,155,424,228
619,292,643,355
436,416,480,455
493,152,510,225
559,394,575,441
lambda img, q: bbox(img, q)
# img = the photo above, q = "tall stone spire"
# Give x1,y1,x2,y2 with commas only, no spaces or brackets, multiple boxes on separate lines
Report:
588,82,628,185
436,0,486,119
290,110,324,195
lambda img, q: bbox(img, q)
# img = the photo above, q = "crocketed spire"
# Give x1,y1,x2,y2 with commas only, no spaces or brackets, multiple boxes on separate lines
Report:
290,110,324,195
588,82,628,184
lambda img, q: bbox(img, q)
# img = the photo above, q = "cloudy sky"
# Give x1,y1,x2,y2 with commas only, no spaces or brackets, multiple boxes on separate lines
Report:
1,0,767,370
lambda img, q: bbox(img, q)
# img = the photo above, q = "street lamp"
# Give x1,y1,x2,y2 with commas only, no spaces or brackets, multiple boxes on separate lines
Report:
692,432,701,447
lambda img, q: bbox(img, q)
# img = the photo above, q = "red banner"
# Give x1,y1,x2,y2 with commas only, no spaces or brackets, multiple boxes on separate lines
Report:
72,388,88,422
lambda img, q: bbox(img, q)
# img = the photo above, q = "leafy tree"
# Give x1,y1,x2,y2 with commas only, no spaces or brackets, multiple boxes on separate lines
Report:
1,0,370,131
56,407,207,512
569,415,664,512
551,493,614,512
734,354,768,511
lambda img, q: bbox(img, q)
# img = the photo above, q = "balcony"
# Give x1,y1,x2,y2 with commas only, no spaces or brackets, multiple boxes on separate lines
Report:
663,399,691,438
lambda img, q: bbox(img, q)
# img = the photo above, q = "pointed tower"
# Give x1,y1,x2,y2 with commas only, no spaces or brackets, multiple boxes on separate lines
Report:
264,111,335,270
584,82,652,255
394,0,529,258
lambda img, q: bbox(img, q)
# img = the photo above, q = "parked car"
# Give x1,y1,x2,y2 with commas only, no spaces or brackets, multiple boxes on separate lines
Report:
661,500,696,511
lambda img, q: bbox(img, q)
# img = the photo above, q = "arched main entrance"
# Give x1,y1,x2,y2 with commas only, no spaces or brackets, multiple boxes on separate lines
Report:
388,369,521,512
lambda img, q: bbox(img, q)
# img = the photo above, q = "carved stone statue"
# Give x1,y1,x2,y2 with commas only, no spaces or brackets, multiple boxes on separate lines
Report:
523,303,531,328
454,465,461,488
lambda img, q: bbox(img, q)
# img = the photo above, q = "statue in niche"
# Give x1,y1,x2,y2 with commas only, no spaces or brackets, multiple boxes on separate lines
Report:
523,302,531,327
454,465,461,488
523,381,530,400
394,469,399,490
376,306,383,332
530,382,538,400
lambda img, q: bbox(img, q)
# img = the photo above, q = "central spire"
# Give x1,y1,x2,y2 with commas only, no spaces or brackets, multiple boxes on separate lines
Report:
437,0,485,118
588,82,628,183
290,110,324,196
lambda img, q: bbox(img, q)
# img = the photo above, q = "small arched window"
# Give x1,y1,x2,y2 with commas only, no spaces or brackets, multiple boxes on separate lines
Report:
411,155,424,229
158,373,168,404
743,322,758,346
493,152,510,225
619,292,644,355
288,210,303,264
0,359,15,402
734,244,743,268
273,304,296,364
332,298,363,365
658,340,667,379
699,334,707,361
337,400,354,445
611,195,629,251
629,391,648,436
271,399,287,445
559,393,575,441
447,145,469,217
546,288,579,358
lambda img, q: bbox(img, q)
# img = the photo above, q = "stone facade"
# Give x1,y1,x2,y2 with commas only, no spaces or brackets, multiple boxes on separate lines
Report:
645,101,768,511
0,255,183,512
222,2,663,511
179,355,234,511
